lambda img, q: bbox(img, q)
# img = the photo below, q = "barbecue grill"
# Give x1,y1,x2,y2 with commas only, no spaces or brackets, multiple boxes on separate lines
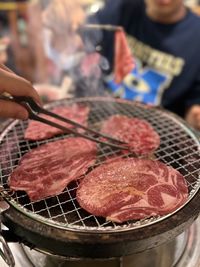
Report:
0,97,199,266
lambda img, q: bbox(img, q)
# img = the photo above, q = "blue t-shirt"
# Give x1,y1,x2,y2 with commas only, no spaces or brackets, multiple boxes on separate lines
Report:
88,0,200,117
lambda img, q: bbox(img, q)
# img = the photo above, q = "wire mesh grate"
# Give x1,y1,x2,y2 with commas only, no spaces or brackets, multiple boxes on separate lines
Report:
0,97,200,231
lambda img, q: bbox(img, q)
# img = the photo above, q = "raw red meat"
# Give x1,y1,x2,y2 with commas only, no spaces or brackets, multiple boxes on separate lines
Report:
101,115,160,155
114,29,135,83
25,104,90,141
9,137,97,201
76,158,188,223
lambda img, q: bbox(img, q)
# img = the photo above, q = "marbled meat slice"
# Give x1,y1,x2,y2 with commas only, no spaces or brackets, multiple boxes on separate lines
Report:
9,138,97,201
114,29,135,83
77,158,188,223
101,115,160,155
25,104,90,141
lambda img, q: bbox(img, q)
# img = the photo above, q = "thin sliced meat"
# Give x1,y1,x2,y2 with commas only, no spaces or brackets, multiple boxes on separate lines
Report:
9,137,97,201
101,114,160,155
77,158,188,223
25,104,90,141
114,29,135,83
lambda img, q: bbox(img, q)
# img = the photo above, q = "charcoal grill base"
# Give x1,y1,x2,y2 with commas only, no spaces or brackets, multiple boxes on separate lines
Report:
1,202,199,258
2,216,200,267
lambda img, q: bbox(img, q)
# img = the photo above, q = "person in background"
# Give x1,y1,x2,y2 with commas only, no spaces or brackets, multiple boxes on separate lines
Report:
31,0,200,129
87,0,200,130
41,0,105,96
0,36,9,65
0,63,40,119
42,0,85,78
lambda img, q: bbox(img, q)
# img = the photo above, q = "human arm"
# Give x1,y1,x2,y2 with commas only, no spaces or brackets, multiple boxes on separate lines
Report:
42,0,84,54
0,64,41,120
185,104,200,130
184,75,200,130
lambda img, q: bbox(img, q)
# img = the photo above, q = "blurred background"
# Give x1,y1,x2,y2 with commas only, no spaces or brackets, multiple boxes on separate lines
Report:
0,0,107,102
0,0,199,102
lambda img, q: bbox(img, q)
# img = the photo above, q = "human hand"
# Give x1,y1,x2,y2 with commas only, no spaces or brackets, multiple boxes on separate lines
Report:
0,36,10,65
0,64,41,120
43,0,85,32
185,105,200,130
42,0,84,54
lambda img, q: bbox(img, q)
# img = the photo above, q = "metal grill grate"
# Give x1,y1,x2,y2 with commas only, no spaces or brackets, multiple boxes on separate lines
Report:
0,97,200,232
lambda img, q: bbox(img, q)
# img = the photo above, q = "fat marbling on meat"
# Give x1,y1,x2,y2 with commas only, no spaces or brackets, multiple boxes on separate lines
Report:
101,114,160,155
9,137,97,201
25,104,90,141
77,158,188,223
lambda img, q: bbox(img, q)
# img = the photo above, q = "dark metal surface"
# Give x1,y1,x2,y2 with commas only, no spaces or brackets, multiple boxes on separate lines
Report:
2,218,200,267
0,97,200,257
1,197,199,258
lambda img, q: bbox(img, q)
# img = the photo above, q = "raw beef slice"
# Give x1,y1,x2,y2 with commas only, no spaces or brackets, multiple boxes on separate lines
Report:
9,137,97,201
25,104,90,141
101,115,160,155
77,158,188,223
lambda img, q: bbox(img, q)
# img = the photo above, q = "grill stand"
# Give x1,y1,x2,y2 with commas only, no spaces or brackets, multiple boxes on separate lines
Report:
0,200,15,267
4,216,200,267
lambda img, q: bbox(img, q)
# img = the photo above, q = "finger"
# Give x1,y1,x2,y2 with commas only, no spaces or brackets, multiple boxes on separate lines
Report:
195,114,200,129
0,69,42,105
188,115,200,130
0,100,29,120
0,63,14,73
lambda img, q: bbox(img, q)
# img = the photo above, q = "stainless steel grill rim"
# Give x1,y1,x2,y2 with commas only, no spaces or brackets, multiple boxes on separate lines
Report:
0,97,200,233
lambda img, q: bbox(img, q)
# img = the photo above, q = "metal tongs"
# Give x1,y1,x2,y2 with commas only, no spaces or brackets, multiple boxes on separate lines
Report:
1,95,129,150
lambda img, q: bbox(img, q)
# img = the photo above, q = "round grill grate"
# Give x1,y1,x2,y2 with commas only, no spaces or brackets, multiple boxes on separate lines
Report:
0,97,199,232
